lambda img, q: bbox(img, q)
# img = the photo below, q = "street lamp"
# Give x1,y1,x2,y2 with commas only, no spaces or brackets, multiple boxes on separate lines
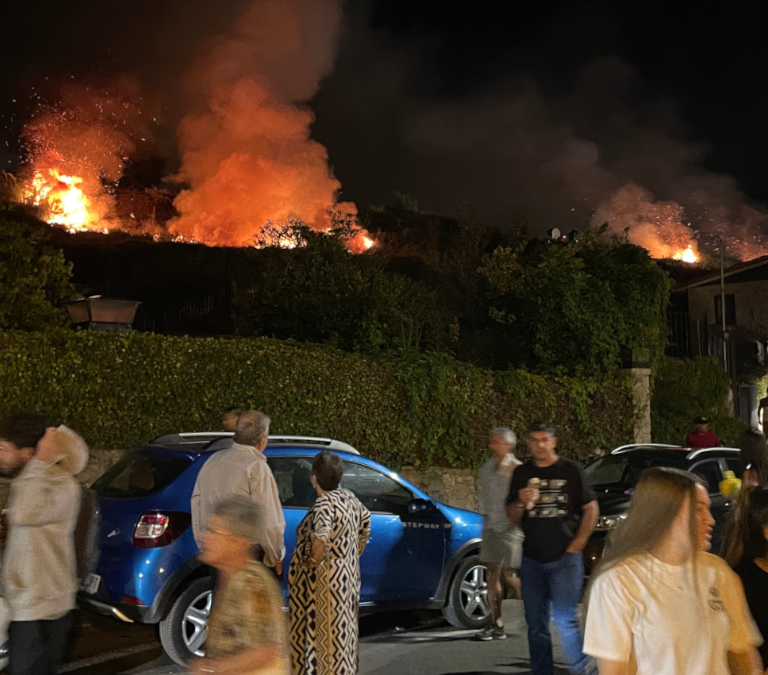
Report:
66,296,141,333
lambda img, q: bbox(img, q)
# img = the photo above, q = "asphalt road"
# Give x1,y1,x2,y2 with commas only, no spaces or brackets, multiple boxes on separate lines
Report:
40,601,574,675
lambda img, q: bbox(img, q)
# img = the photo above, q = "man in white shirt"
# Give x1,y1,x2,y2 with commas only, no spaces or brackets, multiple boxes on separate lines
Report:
191,410,285,574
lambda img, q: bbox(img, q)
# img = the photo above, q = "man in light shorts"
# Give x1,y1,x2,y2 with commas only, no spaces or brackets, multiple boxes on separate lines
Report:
476,427,523,641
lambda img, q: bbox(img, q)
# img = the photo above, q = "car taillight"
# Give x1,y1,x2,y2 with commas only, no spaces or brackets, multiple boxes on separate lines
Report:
133,511,191,549
122,595,145,605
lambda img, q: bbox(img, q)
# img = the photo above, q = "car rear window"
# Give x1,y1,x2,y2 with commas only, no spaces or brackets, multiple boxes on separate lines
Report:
585,453,686,490
92,452,191,498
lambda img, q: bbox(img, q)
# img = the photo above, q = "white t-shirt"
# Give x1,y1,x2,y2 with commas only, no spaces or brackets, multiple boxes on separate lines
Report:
584,551,761,675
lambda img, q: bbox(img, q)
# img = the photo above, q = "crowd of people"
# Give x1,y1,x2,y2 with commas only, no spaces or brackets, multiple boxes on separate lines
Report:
0,409,370,675
0,406,767,675
480,420,768,675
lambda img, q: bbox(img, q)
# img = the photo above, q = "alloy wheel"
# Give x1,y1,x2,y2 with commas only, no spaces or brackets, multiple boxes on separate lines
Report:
459,563,490,621
182,589,212,656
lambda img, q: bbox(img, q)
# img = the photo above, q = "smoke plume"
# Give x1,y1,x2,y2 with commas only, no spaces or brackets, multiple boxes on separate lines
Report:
169,0,355,246
311,26,768,261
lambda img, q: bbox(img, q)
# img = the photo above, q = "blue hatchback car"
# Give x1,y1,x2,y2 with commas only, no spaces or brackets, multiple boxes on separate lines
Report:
78,434,487,665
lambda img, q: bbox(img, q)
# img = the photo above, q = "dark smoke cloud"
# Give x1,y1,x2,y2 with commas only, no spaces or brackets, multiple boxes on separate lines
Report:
312,14,768,259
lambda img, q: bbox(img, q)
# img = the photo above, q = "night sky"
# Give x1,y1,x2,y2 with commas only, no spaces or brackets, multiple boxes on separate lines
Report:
1,0,767,236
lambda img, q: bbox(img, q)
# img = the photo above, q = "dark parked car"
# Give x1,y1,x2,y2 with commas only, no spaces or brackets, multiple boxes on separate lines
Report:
582,443,740,573
78,434,487,665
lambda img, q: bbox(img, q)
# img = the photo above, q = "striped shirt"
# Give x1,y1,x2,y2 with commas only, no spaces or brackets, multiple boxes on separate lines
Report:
191,443,286,567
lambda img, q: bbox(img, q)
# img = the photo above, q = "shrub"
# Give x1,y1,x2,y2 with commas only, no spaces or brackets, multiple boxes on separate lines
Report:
651,355,745,446
0,330,635,467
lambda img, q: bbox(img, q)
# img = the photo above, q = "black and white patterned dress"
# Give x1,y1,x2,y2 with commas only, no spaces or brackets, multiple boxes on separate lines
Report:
289,488,371,675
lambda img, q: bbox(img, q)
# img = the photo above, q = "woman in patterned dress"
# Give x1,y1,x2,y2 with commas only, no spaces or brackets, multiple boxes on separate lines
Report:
289,451,371,675
190,497,289,675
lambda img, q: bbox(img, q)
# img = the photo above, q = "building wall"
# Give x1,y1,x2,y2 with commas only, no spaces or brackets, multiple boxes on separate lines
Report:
688,280,768,333
688,280,768,360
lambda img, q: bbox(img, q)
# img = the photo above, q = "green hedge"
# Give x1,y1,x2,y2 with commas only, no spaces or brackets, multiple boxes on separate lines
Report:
0,330,635,468
651,355,745,446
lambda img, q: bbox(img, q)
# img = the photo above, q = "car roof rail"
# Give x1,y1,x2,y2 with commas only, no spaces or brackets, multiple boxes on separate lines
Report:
150,432,232,445
686,446,740,460
610,443,684,455
150,432,360,455
268,436,361,456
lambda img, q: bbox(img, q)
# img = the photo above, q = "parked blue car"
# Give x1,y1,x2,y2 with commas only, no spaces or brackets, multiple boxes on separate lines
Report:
78,434,487,665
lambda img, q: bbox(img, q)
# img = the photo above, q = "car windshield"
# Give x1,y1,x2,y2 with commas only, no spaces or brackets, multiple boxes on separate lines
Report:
584,453,687,490
92,451,191,498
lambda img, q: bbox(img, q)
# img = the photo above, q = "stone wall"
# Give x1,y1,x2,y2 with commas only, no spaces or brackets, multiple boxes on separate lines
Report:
400,466,479,512
0,449,126,508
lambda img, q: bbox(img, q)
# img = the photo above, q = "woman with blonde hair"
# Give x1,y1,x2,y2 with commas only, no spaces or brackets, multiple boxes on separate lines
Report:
583,467,762,675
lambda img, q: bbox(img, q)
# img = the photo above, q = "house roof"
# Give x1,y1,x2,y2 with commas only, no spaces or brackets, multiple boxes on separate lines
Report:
673,254,768,291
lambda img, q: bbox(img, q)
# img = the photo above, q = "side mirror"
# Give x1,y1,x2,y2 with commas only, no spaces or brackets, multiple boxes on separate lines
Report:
407,498,436,516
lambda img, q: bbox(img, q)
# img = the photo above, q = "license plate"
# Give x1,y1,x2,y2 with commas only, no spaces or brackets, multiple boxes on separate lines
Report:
80,573,101,595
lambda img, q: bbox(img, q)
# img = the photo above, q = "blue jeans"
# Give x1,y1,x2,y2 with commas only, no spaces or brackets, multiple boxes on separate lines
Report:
520,553,590,675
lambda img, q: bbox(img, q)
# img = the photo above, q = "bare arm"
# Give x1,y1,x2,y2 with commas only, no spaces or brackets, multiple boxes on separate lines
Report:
506,500,525,526
727,648,763,675
567,500,599,553
358,507,372,556
596,660,629,675
311,538,326,562
506,486,538,526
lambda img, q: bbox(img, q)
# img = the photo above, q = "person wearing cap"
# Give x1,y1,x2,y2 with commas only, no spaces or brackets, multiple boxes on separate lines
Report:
685,416,722,449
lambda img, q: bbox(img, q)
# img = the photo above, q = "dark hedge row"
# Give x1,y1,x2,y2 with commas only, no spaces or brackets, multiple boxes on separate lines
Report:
0,331,635,467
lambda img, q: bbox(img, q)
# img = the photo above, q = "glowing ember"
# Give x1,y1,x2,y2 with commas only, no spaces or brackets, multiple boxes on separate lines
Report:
673,244,699,264
363,236,374,250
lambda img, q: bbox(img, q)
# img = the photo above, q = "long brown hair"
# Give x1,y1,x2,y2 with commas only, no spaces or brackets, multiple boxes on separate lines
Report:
590,467,699,582
723,428,768,567
724,485,768,567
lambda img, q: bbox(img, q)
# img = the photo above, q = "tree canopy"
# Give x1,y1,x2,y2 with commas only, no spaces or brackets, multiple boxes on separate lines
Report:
478,227,672,378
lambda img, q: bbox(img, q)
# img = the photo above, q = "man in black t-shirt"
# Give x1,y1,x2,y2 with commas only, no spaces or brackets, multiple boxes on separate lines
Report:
506,422,599,675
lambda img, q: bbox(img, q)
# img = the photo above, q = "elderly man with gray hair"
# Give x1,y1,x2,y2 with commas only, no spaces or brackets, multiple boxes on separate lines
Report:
476,427,523,641
191,410,286,575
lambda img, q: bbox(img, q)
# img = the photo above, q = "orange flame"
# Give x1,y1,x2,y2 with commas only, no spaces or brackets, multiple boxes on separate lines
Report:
673,244,699,264
23,169,105,233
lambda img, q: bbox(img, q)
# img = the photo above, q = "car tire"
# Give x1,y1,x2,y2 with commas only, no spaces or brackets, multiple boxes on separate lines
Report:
442,555,491,629
159,576,213,666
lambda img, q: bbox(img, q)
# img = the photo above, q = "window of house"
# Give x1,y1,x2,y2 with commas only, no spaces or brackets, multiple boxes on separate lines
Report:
714,294,736,326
